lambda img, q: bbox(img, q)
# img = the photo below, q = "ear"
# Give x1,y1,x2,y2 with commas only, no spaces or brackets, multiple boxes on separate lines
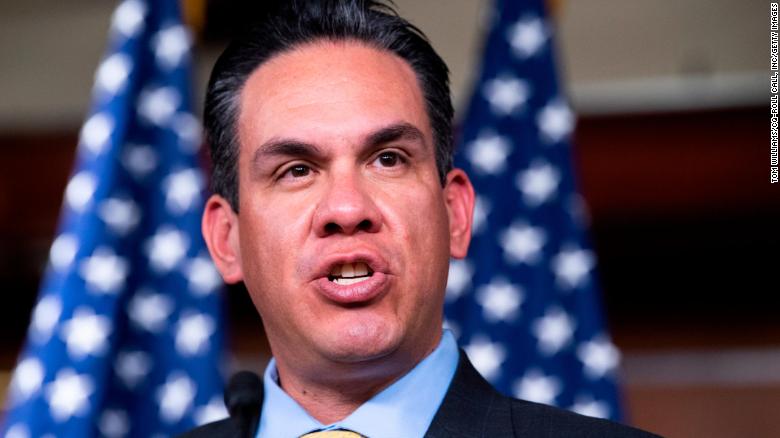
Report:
202,194,244,283
443,169,475,259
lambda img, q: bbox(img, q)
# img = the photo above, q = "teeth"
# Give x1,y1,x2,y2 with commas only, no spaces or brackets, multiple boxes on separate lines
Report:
354,262,368,277
341,263,355,278
334,276,370,285
329,262,372,282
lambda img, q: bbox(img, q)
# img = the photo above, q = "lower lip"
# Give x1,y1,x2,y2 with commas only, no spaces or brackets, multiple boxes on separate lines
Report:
313,272,389,304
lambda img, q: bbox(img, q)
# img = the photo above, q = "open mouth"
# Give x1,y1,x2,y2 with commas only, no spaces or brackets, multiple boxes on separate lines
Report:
327,261,374,285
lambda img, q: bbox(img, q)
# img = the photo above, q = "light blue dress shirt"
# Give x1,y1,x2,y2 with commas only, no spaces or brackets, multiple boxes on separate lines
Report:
256,330,459,438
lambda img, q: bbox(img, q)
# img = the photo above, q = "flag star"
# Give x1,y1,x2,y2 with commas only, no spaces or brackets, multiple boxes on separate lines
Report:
483,75,530,115
185,256,223,296
472,195,491,234
79,113,114,154
157,373,196,423
99,409,130,438
466,131,512,175
513,369,561,405
551,247,595,289
30,295,62,343
464,335,506,382
507,16,548,58
194,396,229,426
98,197,141,235
532,307,575,355
50,233,78,271
152,25,191,70
122,144,158,179
538,99,575,143
60,306,112,359
476,278,524,323
163,169,204,214
578,337,620,379
44,369,94,422
570,396,610,419
146,227,189,272
95,53,132,96
65,171,97,212
115,350,152,389
4,424,29,438
500,222,547,264
175,313,216,356
172,113,202,153
446,259,473,302
128,291,173,332
79,247,129,294
516,161,560,206
9,357,44,403
111,0,146,37
137,86,180,126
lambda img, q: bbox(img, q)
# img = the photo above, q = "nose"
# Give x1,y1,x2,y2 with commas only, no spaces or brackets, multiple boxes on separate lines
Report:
313,170,382,237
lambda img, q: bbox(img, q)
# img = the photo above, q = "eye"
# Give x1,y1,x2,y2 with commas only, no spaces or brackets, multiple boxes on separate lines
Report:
374,151,401,167
281,164,312,179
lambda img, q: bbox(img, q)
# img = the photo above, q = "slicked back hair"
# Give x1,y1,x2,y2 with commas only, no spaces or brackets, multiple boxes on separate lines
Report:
204,0,454,211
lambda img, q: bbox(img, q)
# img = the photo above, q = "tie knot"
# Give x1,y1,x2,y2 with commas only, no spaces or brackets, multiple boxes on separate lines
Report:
300,429,365,438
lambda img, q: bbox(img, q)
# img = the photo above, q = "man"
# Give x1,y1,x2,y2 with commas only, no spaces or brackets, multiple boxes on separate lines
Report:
186,1,659,437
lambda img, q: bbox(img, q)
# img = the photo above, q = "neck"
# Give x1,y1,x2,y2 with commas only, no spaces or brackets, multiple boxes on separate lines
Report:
272,335,441,424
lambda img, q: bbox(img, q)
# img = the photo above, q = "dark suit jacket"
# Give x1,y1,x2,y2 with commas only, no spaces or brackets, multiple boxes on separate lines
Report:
180,351,661,437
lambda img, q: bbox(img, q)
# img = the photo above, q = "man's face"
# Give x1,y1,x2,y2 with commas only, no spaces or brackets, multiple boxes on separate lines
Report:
204,42,473,374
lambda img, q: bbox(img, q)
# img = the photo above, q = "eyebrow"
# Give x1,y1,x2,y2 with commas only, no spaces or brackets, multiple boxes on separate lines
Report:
365,122,426,149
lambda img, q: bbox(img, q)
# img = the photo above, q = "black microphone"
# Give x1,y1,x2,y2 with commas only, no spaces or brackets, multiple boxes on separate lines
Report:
224,370,263,438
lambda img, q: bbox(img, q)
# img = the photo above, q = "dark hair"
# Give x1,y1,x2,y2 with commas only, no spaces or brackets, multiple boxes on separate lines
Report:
204,0,454,210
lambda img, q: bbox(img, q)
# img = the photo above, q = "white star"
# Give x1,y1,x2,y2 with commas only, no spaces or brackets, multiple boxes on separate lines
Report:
9,357,44,403
65,171,97,212
466,131,512,175
95,53,132,96
445,259,473,302
570,396,610,419
115,350,152,389
99,409,130,438
538,99,575,143
4,424,30,438
157,372,196,423
152,25,191,70
50,233,78,271
532,307,575,355
79,113,114,154
184,256,223,296
483,75,530,115
515,161,560,206
122,144,158,179
30,295,62,343
500,222,546,265
146,227,189,272
44,369,94,422
163,169,204,214
79,247,129,294
111,0,146,37
476,278,524,323
175,312,216,356
194,396,229,426
578,337,620,379
464,335,506,382
60,306,112,359
507,16,548,58
137,86,180,126
513,369,561,405
98,197,141,235
172,113,202,153
472,195,491,234
551,247,595,289
128,291,173,332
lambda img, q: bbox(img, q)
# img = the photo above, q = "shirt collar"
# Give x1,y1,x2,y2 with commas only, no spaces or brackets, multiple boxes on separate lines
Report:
257,330,459,438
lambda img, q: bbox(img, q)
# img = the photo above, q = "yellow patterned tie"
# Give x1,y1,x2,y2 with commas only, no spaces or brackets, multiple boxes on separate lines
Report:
299,430,365,438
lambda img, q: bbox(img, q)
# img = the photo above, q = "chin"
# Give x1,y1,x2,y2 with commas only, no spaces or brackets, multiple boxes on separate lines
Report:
318,315,403,363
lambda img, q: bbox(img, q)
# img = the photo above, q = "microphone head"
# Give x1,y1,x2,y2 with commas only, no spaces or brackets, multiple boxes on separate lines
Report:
224,370,263,417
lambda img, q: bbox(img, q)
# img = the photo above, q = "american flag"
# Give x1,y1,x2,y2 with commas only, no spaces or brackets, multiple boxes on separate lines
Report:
2,1,227,436
445,0,624,421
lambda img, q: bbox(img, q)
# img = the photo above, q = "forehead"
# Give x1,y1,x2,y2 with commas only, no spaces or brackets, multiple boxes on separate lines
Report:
237,41,430,151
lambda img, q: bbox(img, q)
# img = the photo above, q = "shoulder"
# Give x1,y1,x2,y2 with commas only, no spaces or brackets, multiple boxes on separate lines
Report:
507,396,662,437
175,418,240,438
